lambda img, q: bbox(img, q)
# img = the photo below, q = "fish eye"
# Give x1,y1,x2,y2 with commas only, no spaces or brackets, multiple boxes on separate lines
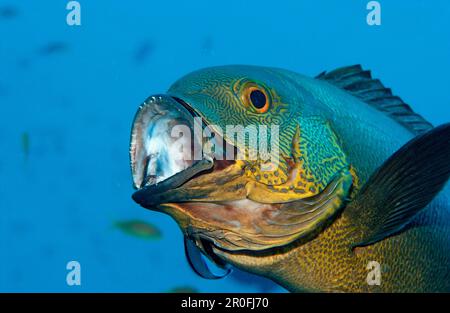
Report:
250,89,266,109
243,85,270,113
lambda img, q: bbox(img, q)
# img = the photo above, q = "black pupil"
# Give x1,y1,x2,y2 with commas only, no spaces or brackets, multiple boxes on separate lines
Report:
249,89,266,109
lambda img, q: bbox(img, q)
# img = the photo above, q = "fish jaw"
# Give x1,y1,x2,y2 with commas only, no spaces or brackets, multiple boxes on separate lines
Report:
161,168,353,253
130,94,246,208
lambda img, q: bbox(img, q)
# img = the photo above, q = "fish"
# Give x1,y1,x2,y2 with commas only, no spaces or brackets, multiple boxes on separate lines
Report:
134,40,155,64
114,219,162,240
129,65,450,292
0,6,18,19
38,42,68,56
21,132,30,160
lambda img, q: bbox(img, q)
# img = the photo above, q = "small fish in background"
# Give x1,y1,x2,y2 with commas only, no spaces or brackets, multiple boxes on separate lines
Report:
114,219,162,240
200,35,214,56
134,40,155,64
17,58,31,70
38,41,69,57
168,286,199,293
21,132,30,161
0,5,18,20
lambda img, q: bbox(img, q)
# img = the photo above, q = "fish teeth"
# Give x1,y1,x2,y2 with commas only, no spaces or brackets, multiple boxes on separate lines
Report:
143,95,164,106
144,96,155,105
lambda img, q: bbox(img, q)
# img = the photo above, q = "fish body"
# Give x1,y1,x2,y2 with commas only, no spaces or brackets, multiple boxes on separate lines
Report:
114,220,162,240
239,67,450,292
21,132,29,160
38,42,68,56
130,65,450,292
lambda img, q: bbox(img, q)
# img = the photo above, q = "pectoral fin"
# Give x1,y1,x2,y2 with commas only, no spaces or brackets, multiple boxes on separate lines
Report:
350,123,450,247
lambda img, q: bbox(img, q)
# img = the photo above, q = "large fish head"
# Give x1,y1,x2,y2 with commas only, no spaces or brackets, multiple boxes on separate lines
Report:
130,65,353,274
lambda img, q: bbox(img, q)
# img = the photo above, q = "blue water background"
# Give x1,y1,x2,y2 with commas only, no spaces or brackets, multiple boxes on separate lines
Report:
0,0,449,292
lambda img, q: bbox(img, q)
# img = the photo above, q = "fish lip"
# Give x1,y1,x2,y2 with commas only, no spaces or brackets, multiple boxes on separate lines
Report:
132,157,214,208
171,96,201,120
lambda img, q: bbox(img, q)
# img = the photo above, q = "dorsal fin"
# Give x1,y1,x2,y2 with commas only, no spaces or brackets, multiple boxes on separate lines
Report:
316,65,433,134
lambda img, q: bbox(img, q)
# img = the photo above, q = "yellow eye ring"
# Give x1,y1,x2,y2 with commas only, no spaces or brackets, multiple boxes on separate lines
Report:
242,85,270,113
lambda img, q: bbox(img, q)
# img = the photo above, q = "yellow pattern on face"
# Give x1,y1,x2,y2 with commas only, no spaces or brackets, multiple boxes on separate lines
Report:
245,120,349,203
167,66,349,204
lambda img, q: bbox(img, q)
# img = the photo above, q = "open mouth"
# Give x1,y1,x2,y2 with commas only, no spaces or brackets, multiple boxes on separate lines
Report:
129,94,241,278
129,95,236,207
